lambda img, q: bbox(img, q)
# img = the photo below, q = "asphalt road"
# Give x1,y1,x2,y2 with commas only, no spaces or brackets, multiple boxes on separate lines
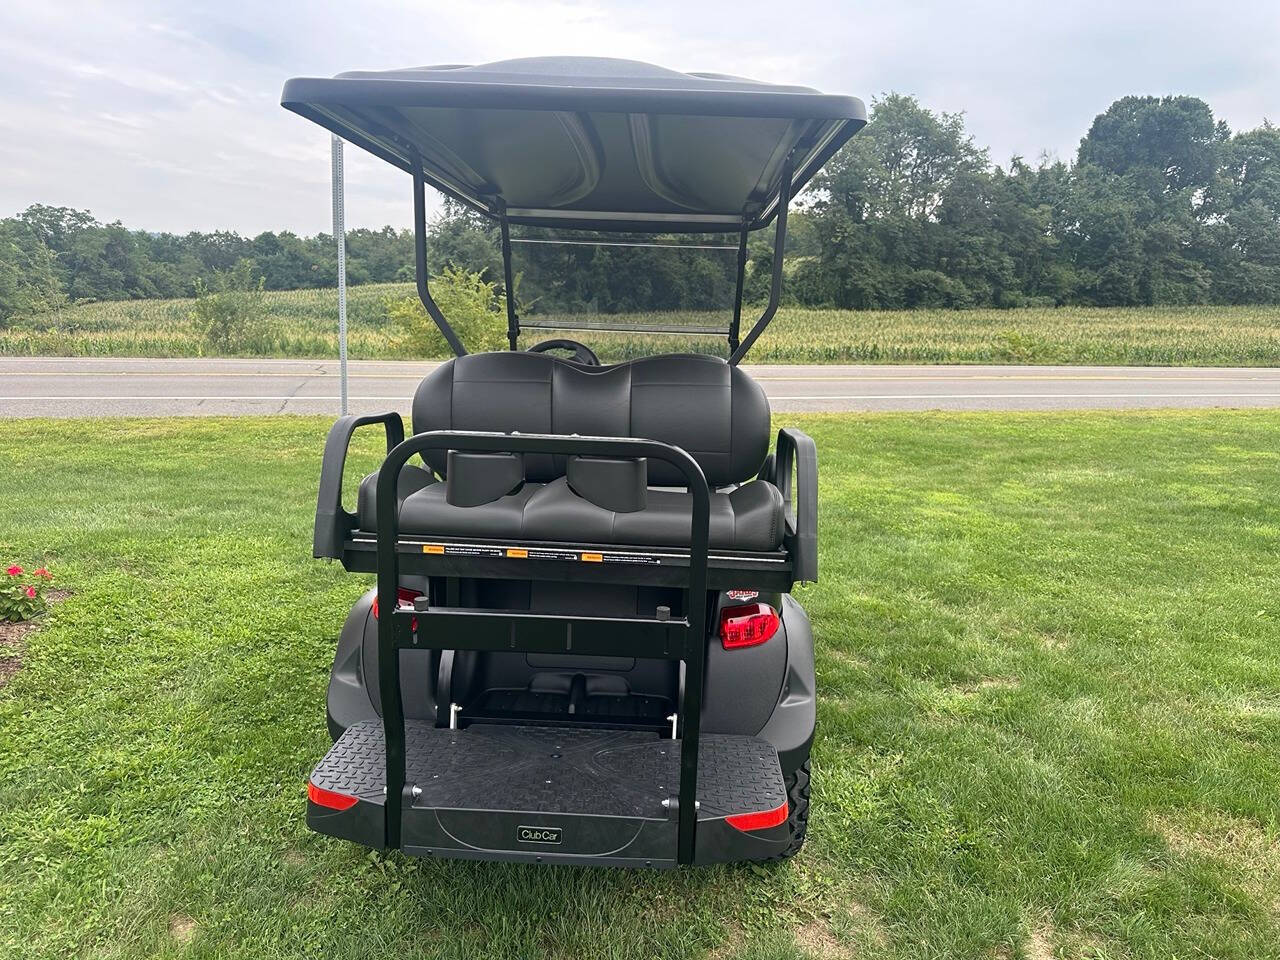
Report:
3,357,1280,417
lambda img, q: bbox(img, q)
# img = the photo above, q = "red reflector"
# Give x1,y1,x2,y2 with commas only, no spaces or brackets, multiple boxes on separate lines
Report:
371,587,422,620
373,591,422,634
719,602,780,649
307,781,359,811
725,800,789,832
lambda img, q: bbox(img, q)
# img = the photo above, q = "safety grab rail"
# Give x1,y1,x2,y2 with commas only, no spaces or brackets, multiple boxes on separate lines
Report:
775,428,818,583
374,430,712,865
313,411,405,559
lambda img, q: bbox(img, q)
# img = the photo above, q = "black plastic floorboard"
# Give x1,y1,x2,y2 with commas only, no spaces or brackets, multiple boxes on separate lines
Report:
311,721,784,820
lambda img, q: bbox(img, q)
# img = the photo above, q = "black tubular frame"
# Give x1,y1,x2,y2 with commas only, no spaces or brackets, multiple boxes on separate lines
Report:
729,157,792,365
411,154,795,363
499,213,519,350
727,227,749,353
414,162,468,357
375,430,712,865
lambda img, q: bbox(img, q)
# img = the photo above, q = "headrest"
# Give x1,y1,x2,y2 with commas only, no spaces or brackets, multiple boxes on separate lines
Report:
411,352,770,487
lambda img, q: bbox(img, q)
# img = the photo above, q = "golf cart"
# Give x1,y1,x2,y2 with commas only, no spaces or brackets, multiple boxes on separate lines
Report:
282,57,865,867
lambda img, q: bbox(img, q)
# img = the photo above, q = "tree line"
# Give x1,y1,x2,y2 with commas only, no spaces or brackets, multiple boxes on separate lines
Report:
0,210,415,320
2,92,1277,323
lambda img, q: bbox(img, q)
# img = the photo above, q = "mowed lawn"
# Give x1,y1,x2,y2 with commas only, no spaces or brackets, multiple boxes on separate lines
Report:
1,411,1279,959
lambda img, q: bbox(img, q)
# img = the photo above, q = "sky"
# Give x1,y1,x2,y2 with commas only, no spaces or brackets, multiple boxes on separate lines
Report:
1,0,1276,236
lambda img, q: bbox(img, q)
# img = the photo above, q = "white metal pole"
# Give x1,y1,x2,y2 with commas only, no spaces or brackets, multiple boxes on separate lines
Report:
331,135,349,416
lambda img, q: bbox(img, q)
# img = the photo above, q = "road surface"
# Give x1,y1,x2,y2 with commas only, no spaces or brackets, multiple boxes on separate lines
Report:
3,357,1280,417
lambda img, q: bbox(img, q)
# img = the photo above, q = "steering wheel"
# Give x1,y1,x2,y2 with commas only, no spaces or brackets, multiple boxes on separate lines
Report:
526,338,601,366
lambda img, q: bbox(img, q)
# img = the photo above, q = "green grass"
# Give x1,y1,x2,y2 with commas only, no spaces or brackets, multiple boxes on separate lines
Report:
4,284,1280,364
2,411,1279,958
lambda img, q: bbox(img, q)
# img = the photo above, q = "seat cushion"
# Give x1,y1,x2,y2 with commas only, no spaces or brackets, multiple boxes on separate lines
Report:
393,477,784,551
356,465,436,530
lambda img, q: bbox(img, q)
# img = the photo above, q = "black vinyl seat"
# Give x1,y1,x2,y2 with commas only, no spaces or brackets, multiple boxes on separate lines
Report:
355,474,784,551
352,352,785,552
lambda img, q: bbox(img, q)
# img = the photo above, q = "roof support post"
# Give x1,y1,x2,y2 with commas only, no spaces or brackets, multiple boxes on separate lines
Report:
499,215,520,350
413,162,468,357
727,226,749,354
331,135,349,414
729,158,793,366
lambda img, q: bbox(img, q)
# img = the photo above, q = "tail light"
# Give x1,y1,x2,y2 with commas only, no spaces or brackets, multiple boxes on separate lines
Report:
725,799,789,832
719,602,780,650
370,587,422,619
307,781,358,811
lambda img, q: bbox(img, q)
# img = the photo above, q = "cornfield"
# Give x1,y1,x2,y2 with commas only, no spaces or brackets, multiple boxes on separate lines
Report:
3,283,1279,365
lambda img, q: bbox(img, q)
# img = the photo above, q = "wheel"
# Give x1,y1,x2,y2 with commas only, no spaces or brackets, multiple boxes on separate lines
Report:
526,338,601,365
769,759,811,860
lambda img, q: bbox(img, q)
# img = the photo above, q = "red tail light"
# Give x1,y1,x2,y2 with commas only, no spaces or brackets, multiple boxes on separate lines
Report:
371,587,422,620
307,781,358,811
725,799,789,832
719,602,780,649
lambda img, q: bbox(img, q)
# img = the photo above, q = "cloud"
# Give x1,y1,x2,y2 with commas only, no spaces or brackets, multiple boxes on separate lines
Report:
0,0,1276,233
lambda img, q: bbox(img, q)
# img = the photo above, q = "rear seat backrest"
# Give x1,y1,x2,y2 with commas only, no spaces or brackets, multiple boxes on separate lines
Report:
411,352,771,486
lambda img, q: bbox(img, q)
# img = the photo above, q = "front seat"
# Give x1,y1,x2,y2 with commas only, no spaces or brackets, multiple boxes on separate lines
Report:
356,351,784,551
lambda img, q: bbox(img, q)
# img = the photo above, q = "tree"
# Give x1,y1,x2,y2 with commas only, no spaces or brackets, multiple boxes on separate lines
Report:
1202,121,1280,302
427,201,502,280
803,93,991,308
1078,95,1226,195
0,218,63,322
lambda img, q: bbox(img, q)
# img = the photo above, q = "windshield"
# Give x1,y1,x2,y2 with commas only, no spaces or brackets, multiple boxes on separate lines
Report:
510,229,742,351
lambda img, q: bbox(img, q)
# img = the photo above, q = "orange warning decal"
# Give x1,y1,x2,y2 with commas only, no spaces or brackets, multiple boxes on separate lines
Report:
423,544,445,554
506,548,528,558
581,552,603,563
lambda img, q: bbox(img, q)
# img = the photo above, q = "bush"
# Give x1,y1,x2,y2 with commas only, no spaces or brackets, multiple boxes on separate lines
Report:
385,266,506,356
189,259,270,352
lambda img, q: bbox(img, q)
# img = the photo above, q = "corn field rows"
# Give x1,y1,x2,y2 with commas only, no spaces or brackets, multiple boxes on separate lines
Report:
3,283,1279,365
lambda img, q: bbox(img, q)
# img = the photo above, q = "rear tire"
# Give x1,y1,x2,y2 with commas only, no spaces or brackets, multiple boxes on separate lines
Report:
770,759,811,860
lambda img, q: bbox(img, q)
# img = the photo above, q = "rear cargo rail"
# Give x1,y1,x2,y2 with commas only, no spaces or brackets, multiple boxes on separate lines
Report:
375,431,712,865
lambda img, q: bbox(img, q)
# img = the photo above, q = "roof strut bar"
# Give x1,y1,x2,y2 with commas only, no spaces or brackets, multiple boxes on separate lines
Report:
499,212,520,350
729,157,793,365
413,160,468,357
727,226,749,353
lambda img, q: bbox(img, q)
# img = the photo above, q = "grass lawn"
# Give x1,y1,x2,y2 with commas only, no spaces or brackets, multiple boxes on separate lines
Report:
4,283,1280,365
2,411,1279,959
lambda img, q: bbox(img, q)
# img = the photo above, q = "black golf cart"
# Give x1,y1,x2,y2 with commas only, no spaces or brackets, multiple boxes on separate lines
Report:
282,57,865,867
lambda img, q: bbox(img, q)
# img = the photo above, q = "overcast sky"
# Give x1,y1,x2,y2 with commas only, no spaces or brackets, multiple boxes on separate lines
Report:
1,1,1276,235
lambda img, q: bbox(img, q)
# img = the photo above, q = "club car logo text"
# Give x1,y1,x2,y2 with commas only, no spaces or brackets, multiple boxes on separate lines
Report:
516,824,563,844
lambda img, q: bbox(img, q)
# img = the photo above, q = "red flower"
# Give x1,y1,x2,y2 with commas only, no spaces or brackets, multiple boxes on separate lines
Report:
33,567,52,580
5,565,21,577
24,585,37,599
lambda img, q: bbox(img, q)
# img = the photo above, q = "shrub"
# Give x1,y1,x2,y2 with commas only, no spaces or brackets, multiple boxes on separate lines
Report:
189,259,271,352
2,563,52,622
384,266,506,356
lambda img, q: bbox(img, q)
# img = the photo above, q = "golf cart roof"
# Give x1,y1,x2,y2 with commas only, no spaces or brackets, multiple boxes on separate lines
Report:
281,56,866,232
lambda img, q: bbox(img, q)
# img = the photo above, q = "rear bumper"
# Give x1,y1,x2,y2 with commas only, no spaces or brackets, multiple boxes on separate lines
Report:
307,720,795,867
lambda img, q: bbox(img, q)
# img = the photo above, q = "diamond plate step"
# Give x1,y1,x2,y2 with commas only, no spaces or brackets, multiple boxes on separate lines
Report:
310,720,785,820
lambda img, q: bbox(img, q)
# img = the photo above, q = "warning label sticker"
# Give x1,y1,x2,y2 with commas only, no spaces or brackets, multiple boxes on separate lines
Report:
526,548,582,562
419,543,663,565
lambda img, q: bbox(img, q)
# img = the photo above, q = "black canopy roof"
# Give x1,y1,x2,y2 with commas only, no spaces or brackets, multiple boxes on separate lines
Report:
281,57,866,232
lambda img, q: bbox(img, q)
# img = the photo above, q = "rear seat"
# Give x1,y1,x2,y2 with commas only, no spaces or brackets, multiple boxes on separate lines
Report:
355,352,784,551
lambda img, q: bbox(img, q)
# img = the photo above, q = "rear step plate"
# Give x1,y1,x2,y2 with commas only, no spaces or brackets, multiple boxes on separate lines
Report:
308,721,788,867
